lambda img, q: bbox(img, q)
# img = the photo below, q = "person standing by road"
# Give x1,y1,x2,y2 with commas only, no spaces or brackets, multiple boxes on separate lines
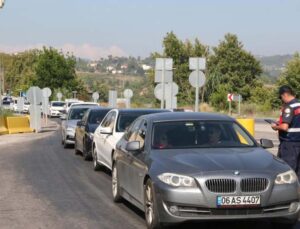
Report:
272,85,300,179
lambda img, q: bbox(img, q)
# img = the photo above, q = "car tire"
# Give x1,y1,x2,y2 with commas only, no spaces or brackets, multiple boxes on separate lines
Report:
92,147,102,171
74,138,81,155
63,137,69,149
112,164,122,202
82,139,91,161
144,179,162,229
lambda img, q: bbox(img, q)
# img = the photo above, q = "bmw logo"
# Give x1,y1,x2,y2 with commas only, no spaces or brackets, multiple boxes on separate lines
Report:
234,171,240,176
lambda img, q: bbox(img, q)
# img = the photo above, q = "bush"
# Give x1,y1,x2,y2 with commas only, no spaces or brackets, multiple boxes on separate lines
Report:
0,108,14,117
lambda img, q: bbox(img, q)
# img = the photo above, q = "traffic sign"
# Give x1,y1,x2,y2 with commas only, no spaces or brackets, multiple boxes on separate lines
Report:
154,82,178,100
155,58,173,71
227,93,233,102
227,93,242,102
27,86,42,105
123,89,133,99
57,92,63,101
92,92,100,100
155,71,173,83
189,71,206,88
42,88,52,98
108,90,117,108
189,57,206,70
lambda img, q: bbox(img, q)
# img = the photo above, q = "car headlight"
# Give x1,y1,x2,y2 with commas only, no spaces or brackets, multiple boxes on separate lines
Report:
158,173,196,187
275,170,298,184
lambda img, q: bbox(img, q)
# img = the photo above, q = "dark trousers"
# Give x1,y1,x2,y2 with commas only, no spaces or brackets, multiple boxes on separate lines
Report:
279,141,300,179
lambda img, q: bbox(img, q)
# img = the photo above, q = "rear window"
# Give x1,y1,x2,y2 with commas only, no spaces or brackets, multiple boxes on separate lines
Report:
88,110,110,124
116,110,168,132
68,108,89,120
52,102,65,107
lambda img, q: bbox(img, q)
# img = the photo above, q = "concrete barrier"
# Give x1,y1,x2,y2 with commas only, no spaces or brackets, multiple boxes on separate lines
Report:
236,118,255,136
6,116,33,134
0,116,8,135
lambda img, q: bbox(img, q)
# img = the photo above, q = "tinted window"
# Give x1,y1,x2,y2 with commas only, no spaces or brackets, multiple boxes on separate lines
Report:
101,111,116,128
88,110,110,124
68,108,89,120
117,112,152,132
136,120,147,149
52,102,65,107
125,119,142,142
152,121,256,149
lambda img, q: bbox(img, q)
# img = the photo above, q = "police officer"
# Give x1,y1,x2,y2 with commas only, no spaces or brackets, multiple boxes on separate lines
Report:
272,85,300,178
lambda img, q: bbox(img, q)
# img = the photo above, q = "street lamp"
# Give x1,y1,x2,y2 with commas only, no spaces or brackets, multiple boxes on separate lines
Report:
0,0,5,9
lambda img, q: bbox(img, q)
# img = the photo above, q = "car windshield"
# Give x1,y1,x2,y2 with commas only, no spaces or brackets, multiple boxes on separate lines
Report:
88,110,109,124
152,121,256,149
68,108,89,120
52,102,65,107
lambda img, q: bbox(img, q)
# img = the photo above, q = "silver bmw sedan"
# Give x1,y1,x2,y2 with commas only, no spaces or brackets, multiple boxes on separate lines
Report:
112,112,300,229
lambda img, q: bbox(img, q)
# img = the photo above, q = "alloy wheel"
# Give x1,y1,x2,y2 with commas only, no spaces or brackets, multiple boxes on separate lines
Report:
145,183,154,226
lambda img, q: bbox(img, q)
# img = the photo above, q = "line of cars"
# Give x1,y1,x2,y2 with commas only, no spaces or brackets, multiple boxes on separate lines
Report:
60,104,300,229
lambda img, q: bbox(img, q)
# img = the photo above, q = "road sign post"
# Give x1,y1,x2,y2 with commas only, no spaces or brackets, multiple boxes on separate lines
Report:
154,82,178,109
155,58,173,109
108,90,117,108
27,86,42,132
57,92,62,102
227,93,242,115
123,89,133,108
92,92,99,103
189,58,206,112
42,88,52,126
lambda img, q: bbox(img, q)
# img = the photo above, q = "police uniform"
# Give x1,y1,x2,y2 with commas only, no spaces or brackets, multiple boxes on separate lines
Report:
278,98,300,178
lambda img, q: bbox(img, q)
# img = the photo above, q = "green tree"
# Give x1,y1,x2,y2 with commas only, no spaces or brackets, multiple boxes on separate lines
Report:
35,47,81,93
207,33,262,109
152,31,208,105
3,50,39,95
277,53,300,98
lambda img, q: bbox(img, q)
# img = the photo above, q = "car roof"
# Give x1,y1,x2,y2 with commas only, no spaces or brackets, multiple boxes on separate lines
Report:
109,108,170,114
140,112,234,123
88,107,111,112
70,105,96,110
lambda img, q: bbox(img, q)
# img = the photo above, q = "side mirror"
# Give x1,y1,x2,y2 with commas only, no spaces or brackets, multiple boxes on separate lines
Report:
126,141,141,151
260,139,274,149
100,127,113,135
77,120,83,126
60,114,67,120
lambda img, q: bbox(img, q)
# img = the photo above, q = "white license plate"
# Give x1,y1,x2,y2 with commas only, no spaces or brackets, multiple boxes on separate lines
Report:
217,196,260,207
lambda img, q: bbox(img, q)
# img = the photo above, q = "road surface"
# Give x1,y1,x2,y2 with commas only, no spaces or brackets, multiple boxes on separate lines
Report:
0,119,298,229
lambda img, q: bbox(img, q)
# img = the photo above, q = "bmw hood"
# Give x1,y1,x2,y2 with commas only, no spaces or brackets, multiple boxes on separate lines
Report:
151,147,290,175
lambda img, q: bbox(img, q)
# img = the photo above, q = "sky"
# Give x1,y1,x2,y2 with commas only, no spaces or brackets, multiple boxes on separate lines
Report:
0,0,299,59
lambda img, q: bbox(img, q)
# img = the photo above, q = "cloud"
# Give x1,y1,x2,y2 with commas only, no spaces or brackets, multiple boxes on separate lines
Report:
0,43,127,59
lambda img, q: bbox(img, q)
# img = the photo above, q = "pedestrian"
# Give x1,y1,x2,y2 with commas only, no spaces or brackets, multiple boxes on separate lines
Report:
271,85,300,179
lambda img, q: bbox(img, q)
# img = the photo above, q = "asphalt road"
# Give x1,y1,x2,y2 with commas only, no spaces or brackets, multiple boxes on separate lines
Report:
0,119,299,229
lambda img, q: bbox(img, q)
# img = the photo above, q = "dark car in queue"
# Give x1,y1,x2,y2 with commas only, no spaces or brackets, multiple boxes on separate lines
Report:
74,107,111,160
61,106,94,148
112,112,300,229
92,109,170,172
